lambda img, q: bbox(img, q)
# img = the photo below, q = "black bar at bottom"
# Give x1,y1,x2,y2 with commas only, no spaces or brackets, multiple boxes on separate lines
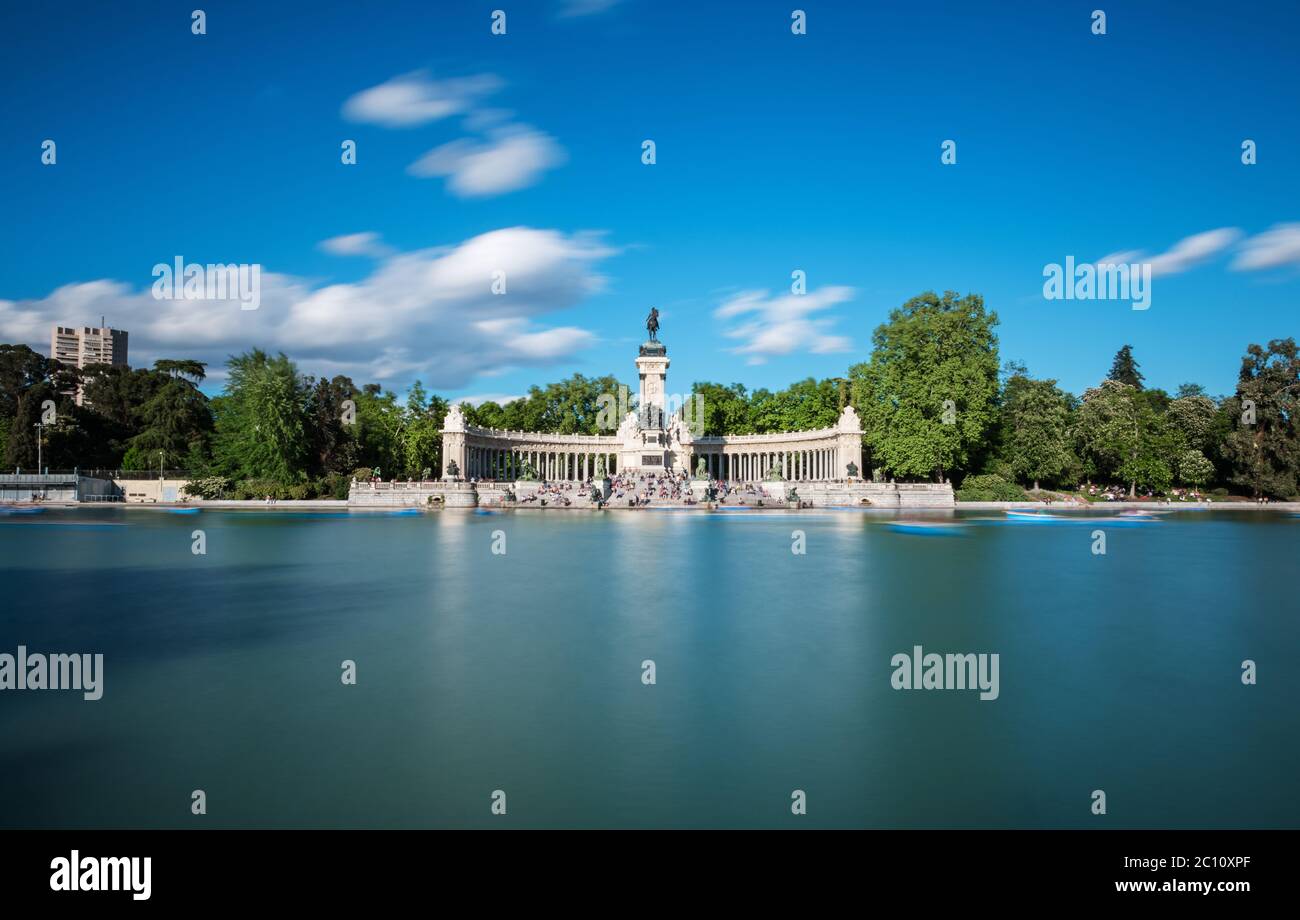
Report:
0,829,1282,906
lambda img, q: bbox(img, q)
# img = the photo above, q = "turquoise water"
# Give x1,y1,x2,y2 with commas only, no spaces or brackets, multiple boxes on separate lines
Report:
1,506,1297,828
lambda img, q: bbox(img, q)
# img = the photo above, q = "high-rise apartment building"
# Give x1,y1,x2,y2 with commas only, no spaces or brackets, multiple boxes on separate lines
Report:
49,323,129,404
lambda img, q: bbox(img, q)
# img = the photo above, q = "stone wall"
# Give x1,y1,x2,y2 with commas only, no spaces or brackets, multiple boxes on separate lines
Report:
349,478,954,509
348,481,478,508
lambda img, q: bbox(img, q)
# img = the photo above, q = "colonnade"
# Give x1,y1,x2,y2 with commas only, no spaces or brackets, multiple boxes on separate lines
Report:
689,445,844,482
464,445,619,482
463,444,847,482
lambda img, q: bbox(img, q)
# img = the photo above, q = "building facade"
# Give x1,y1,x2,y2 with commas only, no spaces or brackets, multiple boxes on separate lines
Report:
50,324,129,404
50,324,129,369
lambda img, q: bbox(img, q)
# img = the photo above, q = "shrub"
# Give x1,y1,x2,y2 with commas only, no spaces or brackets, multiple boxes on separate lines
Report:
184,475,231,500
233,478,294,500
956,473,1027,502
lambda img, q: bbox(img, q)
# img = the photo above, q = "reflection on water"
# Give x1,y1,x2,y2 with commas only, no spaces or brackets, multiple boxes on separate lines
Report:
1,506,1297,828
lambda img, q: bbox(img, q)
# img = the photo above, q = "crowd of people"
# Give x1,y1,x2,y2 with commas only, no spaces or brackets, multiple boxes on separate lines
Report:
517,480,577,507
1079,483,1213,503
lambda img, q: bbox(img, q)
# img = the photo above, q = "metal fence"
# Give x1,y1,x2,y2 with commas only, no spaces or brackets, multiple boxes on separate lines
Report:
20,469,196,479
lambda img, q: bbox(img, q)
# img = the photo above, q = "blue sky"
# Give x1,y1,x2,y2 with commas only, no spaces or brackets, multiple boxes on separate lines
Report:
1,0,1297,402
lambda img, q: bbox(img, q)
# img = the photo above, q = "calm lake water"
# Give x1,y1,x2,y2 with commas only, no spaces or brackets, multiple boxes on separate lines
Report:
1,505,1297,828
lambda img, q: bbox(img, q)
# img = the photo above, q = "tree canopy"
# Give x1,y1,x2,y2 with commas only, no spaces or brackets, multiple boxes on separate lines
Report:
849,291,1000,482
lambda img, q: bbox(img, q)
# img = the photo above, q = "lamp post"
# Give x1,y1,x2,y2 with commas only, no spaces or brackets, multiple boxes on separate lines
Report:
33,423,43,474
159,451,164,481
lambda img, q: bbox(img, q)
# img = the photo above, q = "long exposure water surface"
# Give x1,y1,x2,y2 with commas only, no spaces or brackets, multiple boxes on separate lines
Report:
1,505,1296,828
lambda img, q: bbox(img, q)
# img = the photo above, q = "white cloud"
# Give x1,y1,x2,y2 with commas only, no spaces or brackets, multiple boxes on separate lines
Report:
0,228,615,390
1096,227,1241,277
408,126,567,197
318,232,394,259
342,70,502,128
1232,223,1300,271
713,286,855,365
558,0,623,16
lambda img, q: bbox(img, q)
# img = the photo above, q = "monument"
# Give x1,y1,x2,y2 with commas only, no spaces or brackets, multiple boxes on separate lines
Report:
434,310,873,484
350,310,954,507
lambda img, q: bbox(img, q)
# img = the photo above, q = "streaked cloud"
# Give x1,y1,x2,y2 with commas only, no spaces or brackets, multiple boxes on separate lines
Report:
318,232,394,259
0,228,616,389
342,70,502,128
1232,223,1300,271
1097,227,1241,278
408,126,567,197
714,286,855,365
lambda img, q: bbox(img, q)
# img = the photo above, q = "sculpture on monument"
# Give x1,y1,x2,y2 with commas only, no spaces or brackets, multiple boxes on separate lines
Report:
645,306,660,341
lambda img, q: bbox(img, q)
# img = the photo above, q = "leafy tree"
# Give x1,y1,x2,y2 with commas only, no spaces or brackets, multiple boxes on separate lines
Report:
1107,344,1145,389
1177,450,1215,488
400,380,446,478
306,374,361,476
1000,372,1074,490
351,384,405,476
1220,338,1300,498
1167,392,1219,454
690,382,751,435
5,385,49,469
211,349,311,483
0,344,50,420
463,373,628,435
120,361,212,469
751,378,840,433
1074,379,1174,495
849,291,1000,482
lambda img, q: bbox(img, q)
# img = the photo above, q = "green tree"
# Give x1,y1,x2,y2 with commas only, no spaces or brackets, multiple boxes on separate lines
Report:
750,378,839,433
306,374,361,476
1000,373,1074,490
690,381,751,435
1167,392,1219,454
1107,344,1145,389
1220,338,1300,498
212,349,311,483
464,374,627,435
120,360,212,469
1177,449,1215,488
400,380,446,478
1074,379,1174,495
351,383,405,477
849,291,1000,482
